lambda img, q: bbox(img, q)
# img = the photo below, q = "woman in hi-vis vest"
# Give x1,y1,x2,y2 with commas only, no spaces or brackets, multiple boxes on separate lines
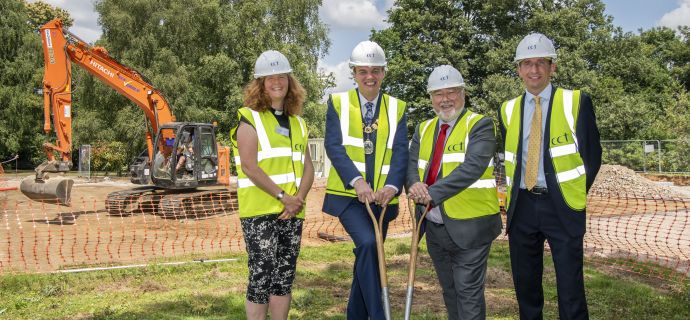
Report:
231,50,314,320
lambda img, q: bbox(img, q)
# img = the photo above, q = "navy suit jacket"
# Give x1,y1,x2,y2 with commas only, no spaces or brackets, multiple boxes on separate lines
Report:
498,87,602,237
322,89,409,216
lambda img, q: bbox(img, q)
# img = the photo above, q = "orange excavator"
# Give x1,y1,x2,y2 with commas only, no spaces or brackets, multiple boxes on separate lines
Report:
20,19,233,217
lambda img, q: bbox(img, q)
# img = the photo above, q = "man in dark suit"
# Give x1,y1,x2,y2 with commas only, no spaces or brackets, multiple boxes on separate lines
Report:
407,65,502,320
322,40,408,320
498,33,602,320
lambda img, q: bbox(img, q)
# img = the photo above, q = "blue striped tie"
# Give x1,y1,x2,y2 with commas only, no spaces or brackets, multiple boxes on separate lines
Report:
364,102,374,125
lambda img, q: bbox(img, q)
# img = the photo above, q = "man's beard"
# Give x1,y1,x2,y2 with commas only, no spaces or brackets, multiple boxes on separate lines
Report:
434,105,463,122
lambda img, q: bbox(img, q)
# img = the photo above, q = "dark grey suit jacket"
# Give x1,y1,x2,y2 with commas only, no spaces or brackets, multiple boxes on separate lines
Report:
407,109,502,249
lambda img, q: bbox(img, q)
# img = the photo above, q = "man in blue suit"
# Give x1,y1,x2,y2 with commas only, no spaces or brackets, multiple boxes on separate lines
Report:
322,40,408,320
498,33,602,320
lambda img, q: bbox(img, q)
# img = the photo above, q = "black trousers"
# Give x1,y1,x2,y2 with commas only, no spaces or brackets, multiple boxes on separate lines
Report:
509,189,588,320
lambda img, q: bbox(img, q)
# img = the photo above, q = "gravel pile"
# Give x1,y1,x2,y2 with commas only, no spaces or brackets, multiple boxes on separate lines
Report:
590,165,685,198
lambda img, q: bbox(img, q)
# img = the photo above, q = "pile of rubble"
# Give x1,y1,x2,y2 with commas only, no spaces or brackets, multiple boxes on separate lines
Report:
590,165,684,198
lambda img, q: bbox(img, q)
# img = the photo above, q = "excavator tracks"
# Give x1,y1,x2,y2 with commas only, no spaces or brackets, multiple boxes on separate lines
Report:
105,187,159,216
105,187,237,218
157,189,237,219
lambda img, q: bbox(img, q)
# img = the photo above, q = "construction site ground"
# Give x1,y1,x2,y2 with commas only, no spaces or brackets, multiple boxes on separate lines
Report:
1,170,689,277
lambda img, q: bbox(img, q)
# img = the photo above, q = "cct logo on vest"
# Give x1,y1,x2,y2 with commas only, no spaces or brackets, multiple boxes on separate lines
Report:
294,144,305,152
447,142,464,152
551,132,570,145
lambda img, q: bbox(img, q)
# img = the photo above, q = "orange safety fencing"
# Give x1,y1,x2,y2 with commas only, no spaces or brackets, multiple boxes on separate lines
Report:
583,191,689,280
0,178,688,283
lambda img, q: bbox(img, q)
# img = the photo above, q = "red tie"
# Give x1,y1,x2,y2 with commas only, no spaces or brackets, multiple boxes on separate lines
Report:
425,123,449,186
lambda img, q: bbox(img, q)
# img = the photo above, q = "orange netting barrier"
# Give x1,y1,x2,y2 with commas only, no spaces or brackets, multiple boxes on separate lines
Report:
0,180,416,273
0,173,688,283
583,191,689,280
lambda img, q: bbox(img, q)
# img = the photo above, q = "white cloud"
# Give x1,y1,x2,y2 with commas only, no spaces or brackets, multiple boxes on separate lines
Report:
29,0,101,43
320,0,388,29
658,0,690,29
318,59,356,100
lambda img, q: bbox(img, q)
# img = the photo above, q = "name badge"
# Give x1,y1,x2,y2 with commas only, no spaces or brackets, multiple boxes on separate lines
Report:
276,126,289,137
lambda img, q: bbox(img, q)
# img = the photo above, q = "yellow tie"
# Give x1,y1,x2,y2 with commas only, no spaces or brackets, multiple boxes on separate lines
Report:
525,96,541,190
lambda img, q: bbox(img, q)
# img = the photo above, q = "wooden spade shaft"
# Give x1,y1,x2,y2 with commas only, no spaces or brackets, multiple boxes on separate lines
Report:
365,201,391,320
405,200,430,320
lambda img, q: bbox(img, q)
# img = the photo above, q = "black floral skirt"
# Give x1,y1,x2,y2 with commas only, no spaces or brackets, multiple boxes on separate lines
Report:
240,214,303,304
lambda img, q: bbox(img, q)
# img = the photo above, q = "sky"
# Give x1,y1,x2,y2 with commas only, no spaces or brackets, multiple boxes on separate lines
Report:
30,0,690,95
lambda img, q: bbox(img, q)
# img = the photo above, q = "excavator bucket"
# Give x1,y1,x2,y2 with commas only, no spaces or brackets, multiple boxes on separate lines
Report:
20,176,74,205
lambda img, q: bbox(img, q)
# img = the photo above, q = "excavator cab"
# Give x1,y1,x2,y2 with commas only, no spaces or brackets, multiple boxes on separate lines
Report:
132,122,220,189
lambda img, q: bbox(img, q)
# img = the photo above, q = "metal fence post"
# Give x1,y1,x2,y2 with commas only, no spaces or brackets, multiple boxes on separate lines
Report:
79,145,91,180
656,140,661,173
602,139,689,173
642,140,646,173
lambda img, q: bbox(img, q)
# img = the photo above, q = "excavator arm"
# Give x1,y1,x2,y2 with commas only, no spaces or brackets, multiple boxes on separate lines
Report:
40,18,175,170
22,19,177,204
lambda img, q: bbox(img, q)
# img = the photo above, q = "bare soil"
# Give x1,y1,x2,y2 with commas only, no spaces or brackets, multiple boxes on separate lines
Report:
0,176,415,272
1,175,688,279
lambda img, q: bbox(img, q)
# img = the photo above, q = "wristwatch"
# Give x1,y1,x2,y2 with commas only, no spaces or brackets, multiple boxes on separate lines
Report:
276,190,285,200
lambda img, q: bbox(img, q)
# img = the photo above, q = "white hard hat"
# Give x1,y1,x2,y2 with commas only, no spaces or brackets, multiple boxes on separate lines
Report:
427,65,465,93
514,33,557,63
253,50,292,78
349,40,387,67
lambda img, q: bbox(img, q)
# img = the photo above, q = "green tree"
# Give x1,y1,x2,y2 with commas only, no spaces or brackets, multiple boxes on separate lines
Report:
2,0,330,171
91,141,128,174
372,0,542,127
0,0,55,168
640,26,690,92
26,0,73,30
70,0,331,167
372,0,690,143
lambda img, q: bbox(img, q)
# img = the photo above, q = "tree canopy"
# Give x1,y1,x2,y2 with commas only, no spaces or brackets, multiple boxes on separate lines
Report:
26,0,73,30
0,0,331,171
76,0,330,162
0,0,48,167
371,0,690,142
1,0,689,172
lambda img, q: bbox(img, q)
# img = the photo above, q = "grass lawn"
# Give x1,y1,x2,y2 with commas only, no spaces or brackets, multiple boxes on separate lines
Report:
0,239,687,319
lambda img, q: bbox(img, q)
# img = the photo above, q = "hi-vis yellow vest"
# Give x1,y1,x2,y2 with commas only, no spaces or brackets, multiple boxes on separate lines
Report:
325,89,406,204
231,107,308,218
417,112,499,219
500,88,587,211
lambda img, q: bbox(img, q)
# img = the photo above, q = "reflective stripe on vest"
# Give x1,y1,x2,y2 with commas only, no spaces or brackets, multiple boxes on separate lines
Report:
326,89,405,204
231,107,308,218
500,88,587,211
416,111,499,220
501,97,520,190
